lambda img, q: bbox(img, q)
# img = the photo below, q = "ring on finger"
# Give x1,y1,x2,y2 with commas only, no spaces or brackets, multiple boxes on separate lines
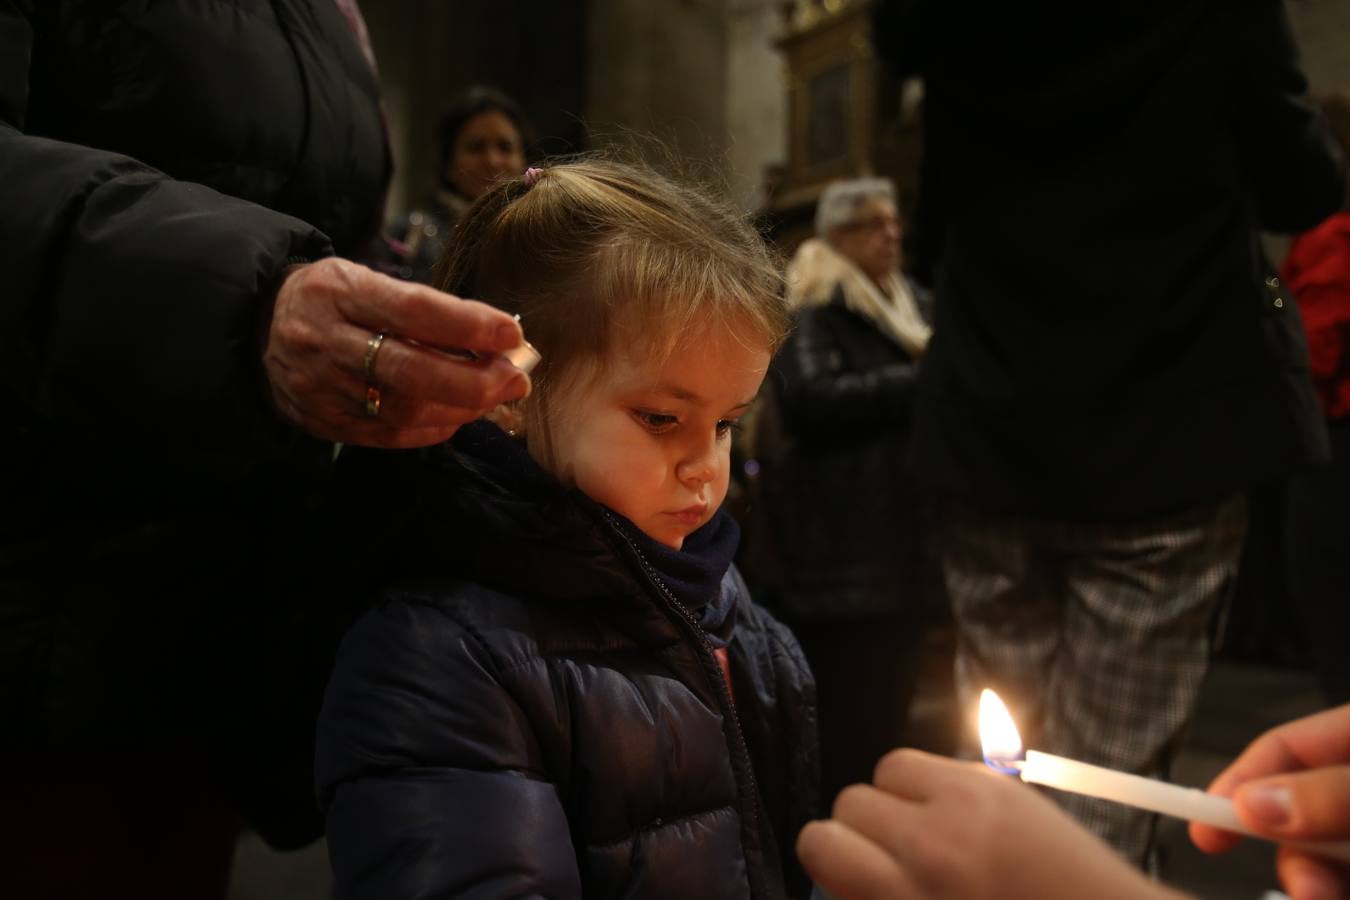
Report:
364,385,381,418
364,331,388,382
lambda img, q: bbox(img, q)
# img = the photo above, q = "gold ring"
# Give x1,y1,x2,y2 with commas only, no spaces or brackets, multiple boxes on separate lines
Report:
364,332,387,382
365,385,381,418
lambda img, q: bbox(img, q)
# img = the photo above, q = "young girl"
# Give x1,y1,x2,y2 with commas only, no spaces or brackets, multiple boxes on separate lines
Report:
316,159,819,899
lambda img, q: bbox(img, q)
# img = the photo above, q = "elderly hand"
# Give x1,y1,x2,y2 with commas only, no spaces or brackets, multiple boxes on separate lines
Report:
264,258,531,448
1191,705,1350,900
797,749,1181,900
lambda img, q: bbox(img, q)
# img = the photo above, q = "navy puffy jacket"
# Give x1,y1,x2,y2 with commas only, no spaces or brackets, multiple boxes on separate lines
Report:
317,425,820,899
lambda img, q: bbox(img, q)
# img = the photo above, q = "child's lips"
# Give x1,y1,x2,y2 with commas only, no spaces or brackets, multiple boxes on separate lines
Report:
667,504,708,525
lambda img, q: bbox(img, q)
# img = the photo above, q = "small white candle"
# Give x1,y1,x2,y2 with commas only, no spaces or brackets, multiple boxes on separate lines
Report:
979,689,1350,864
1017,752,1242,835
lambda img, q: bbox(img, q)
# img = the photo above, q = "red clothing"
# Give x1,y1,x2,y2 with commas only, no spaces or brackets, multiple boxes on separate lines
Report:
714,646,735,702
1283,211,1350,421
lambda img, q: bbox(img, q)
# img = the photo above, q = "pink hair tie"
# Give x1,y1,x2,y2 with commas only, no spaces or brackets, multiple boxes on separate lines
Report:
523,167,544,188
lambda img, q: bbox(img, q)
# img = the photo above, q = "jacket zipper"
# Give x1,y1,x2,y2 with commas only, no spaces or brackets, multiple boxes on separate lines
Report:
598,509,767,899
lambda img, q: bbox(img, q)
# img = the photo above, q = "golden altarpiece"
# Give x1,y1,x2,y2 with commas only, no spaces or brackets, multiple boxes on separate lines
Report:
764,0,921,250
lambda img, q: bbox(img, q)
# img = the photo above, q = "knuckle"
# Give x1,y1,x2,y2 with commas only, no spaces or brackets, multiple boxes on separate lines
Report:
272,315,305,346
463,375,501,410
831,783,873,820
317,257,359,295
277,318,322,354
318,256,349,276
874,747,918,783
306,258,336,285
397,285,439,323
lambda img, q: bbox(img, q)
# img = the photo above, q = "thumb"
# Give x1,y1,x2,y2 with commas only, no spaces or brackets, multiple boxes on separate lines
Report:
1233,766,1350,841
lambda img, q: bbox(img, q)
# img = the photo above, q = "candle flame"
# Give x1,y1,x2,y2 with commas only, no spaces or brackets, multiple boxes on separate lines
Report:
979,689,1024,772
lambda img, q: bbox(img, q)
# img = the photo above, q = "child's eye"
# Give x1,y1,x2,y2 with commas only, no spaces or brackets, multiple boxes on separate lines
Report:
716,419,740,438
634,410,679,433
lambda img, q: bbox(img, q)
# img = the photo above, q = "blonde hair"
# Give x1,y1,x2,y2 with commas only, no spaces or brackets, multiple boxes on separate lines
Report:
437,156,790,466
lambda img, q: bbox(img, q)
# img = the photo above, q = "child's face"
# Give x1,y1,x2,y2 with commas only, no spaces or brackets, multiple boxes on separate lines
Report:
541,327,771,550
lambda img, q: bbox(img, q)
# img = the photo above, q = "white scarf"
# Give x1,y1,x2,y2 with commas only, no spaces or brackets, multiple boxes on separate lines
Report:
785,238,931,359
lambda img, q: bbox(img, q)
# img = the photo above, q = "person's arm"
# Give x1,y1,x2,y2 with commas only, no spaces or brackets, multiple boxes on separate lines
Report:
1191,705,1350,900
0,5,324,464
775,305,919,438
1232,0,1347,234
316,597,582,899
797,749,1186,900
0,2,526,464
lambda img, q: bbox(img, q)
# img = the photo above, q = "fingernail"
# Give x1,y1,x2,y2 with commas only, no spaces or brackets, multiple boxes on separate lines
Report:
496,321,522,348
505,373,531,400
1240,784,1292,826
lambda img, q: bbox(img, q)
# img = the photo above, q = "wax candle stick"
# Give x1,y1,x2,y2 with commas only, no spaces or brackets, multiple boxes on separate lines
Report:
1011,751,1350,864
978,689,1350,865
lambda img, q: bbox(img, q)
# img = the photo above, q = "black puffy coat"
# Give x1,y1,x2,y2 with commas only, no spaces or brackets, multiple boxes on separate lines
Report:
1,0,387,846
317,425,820,899
745,282,931,620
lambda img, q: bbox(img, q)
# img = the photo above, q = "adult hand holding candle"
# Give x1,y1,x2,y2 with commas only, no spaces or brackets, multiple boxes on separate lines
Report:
798,700,1350,900
1190,704,1350,900
980,689,1350,866
797,748,1186,900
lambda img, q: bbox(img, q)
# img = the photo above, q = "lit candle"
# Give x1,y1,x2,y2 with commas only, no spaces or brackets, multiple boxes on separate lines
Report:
978,689,1350,864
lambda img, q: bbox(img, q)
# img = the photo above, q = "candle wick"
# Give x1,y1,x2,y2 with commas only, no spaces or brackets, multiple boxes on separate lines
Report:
984,755,1026,776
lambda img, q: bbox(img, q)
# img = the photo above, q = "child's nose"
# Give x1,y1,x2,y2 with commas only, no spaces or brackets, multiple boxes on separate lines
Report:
677,442,718,486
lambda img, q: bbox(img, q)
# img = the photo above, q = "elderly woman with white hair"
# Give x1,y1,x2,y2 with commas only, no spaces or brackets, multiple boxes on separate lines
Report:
791,178,931,350
746,176,933,805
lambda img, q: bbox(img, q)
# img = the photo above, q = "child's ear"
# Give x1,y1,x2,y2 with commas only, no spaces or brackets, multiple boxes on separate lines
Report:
484,402,524,438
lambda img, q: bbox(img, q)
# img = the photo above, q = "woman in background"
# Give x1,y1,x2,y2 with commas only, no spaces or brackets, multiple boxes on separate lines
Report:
746,177,933,805
386,85,531,283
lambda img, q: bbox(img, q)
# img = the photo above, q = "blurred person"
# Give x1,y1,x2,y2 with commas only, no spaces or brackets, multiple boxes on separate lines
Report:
317,160,819,899
1281,90,1350,707
0,3,527,898
873,0,1347,868
795,705,1350,900
745,177,932,806
386,86,531,283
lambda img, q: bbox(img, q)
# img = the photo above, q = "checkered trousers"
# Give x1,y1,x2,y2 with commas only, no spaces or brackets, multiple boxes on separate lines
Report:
939,494,1248,868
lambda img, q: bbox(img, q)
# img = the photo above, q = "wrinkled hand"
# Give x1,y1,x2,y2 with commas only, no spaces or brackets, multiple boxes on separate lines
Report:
1191,705,1350,900
263,258,530,447
797,749,1179,900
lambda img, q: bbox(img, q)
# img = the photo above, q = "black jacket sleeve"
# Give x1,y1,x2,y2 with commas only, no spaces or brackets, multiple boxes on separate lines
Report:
1233,0,1347,233
774,304,919,438
1,0,333,462
315,598,583,900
